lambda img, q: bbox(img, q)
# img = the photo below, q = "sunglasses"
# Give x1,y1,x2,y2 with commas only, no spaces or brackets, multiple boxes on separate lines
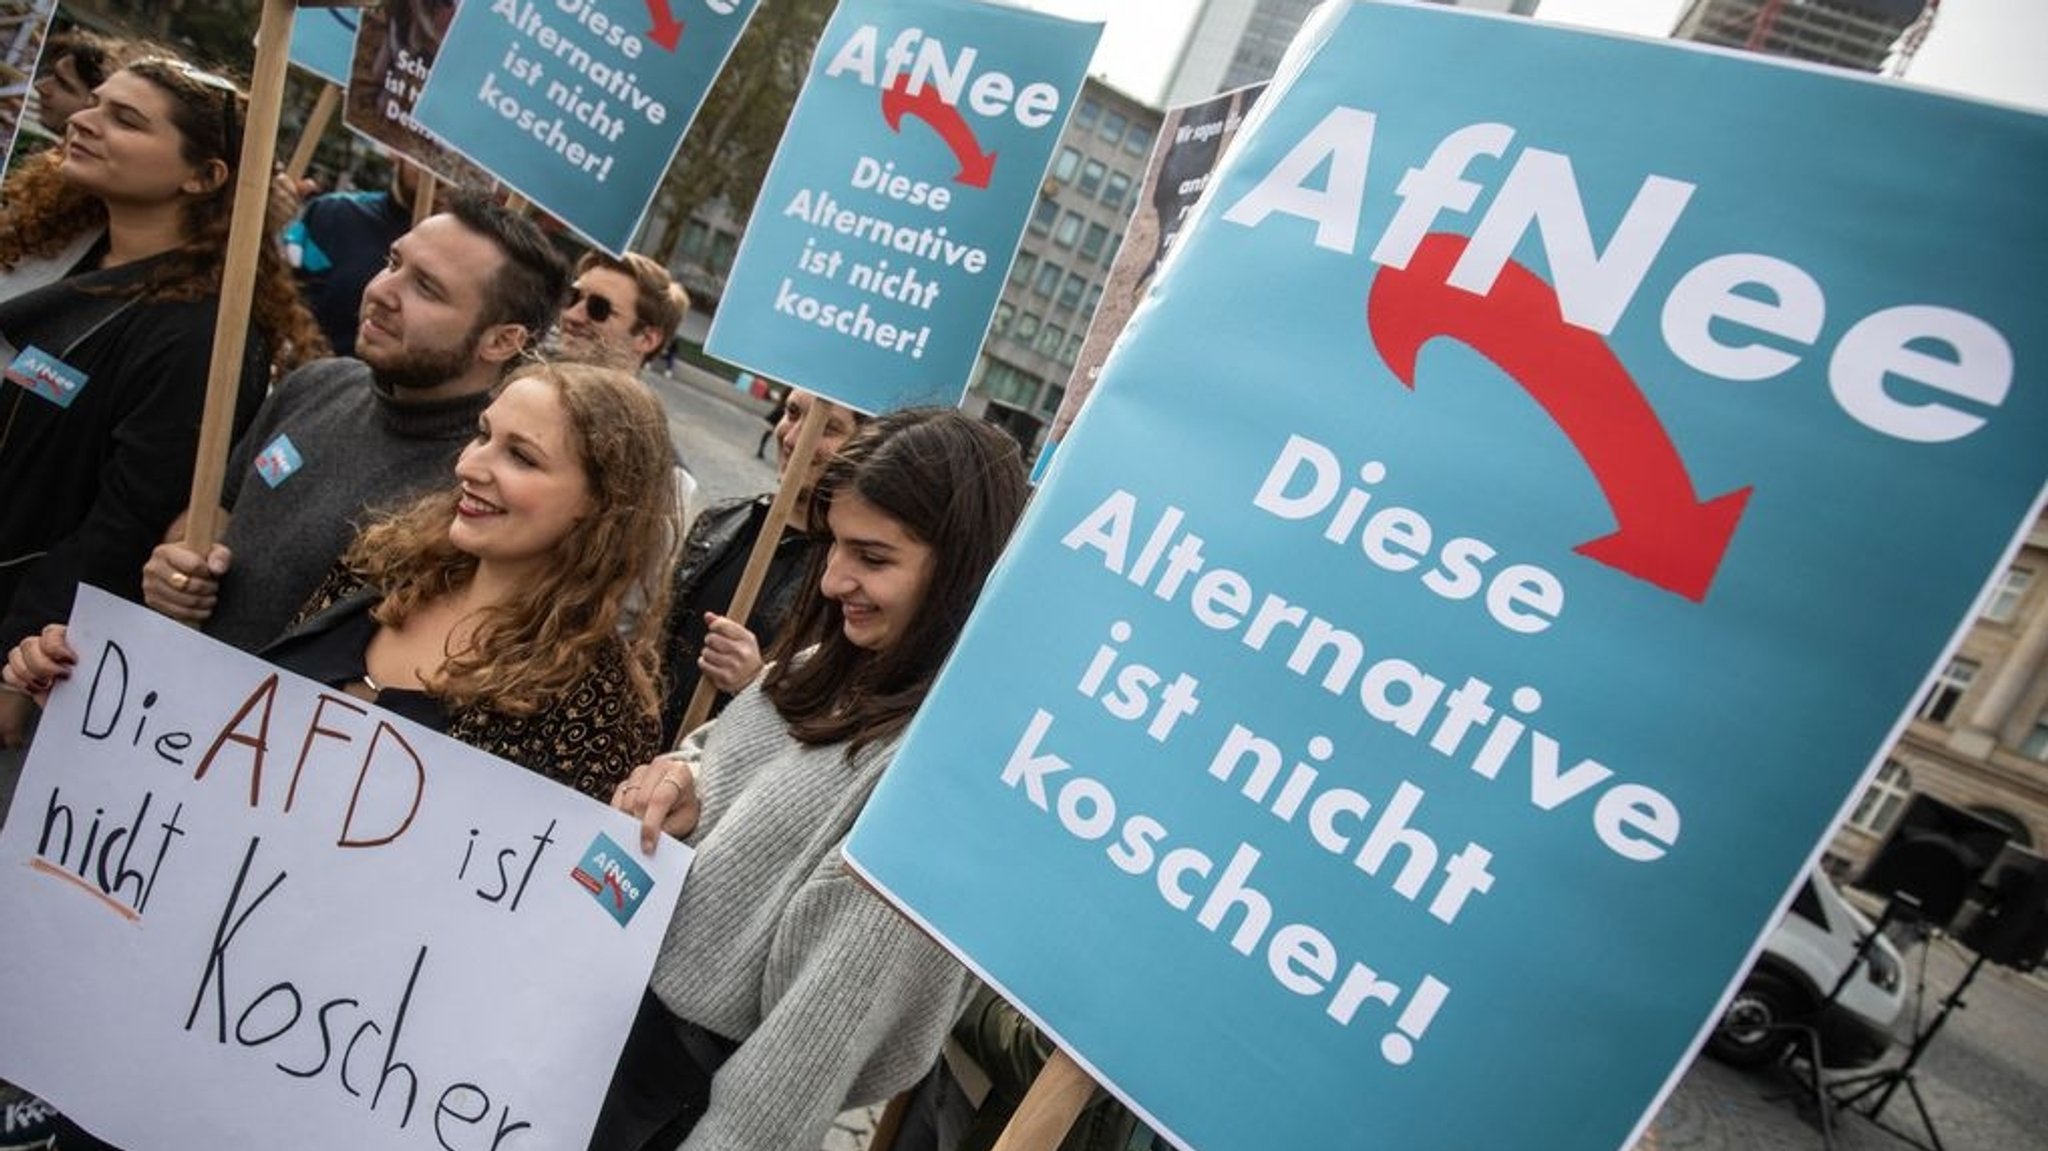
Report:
136,57,241,163
567,286,623,324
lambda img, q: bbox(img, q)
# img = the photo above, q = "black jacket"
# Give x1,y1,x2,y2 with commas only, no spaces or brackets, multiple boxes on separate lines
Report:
658,494,822,746
0,251,267,648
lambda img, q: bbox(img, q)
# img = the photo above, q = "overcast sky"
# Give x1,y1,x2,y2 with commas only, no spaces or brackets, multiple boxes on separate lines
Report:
1026,0,2047,113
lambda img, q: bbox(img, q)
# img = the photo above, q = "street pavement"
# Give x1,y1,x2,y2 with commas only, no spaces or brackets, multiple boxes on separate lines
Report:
1645,936,2048,1151
642,362,780,513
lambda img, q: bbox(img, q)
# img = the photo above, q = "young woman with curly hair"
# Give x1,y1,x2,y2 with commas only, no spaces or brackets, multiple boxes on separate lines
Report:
0,55,325,743
594,408,1029,1151
7,362,680,799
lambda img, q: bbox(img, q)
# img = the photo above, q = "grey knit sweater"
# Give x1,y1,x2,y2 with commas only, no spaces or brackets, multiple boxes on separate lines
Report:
651,683,973,1151
210,358,491,651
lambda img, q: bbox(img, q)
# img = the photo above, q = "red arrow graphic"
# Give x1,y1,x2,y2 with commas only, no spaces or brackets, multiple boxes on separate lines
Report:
882,76,997,188
645,0,684,51
1366,232,1751,603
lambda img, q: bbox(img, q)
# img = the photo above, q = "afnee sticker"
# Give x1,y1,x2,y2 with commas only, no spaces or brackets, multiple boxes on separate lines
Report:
5,345,88,408
253,434,304,488
570,833,654,927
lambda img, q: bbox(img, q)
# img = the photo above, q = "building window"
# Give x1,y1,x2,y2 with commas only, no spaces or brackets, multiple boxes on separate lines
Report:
2021,711,2048,760
1082,283,1103,314
1014,312,1041,342
680,219,715,260
1052,146,1080,182
1053,211,1083,249
1035,322,1066,357
1103,233,1122,267
1075,98,1100,128
1102,171,1132,210
1029,194,1059,234
1984,566,2033,623
990,302,1014,337
1918,657,1979,724
1059,332,1082,367
1009,253,1037,289
1848,759,1912,836
983,361,1042,410
1099,109,1127,145
1033,261,1063,298
1040,383,1067,417
1079,222,1110,261
1079,159,1106,197
1058,272,1087,310
1123,123,1154,156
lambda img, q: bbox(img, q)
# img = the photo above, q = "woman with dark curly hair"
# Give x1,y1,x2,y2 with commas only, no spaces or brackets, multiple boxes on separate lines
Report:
0,55,324,744
8,361,681,799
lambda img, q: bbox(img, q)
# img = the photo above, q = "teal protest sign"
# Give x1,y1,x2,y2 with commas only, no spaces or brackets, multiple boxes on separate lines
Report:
845,5,2048,1150
288,5,360,86
705,0,1099,414
412,0,761,253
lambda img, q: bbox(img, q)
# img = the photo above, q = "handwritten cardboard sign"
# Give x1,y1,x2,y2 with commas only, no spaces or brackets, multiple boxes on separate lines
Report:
847,5,2048,1150
0,587,689,1151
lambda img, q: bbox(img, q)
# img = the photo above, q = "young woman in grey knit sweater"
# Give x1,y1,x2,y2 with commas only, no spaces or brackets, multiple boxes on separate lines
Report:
594,408,1028,1151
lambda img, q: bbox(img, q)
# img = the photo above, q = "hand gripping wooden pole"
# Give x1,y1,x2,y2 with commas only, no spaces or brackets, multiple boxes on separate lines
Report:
989,1049,1096,1151
672,396,833,740
181,0,299,552
284,82,339,181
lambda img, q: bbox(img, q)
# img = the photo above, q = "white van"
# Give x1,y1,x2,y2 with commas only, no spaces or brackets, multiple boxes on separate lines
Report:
1707,873,1908,1070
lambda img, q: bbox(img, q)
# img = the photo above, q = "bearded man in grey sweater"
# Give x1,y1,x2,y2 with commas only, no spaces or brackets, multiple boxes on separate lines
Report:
142,193,567,649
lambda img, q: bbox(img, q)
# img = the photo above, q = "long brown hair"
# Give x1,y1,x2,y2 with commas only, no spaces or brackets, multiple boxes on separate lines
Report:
346,362,680,717
763,408,1027,753
0,57,325,368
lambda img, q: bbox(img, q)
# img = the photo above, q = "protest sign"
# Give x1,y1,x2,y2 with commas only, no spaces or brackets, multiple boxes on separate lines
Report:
0,587,690,1151
0,0,60,167
706,0,1099,415
1035,83,1264,482
289,3,362,87
845,5,2048,1151
344,0,492,187
412,0,761,254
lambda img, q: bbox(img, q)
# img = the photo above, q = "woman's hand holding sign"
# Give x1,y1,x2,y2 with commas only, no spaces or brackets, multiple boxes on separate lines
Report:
613,753,700,853
3,624,77,708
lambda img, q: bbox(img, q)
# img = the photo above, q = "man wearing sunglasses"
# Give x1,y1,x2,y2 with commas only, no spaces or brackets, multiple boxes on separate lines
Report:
551,250,688,374
550,250,701,524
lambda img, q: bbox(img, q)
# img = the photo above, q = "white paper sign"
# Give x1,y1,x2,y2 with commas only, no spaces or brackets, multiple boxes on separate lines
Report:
0,586,690,1151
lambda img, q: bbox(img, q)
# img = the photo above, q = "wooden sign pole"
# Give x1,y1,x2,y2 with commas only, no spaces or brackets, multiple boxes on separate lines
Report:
283,82,340,181
180,0,299,552
989,1049,1096,1151
412,172,439,226
673,396,832,739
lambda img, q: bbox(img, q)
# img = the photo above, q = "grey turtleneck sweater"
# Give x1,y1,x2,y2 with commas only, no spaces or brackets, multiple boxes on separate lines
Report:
208,357,492,651
653,682,974,1151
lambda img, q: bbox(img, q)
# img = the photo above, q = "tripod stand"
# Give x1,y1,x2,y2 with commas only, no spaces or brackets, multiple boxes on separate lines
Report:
1757,892,1918,1151
1827,948,1989,1151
